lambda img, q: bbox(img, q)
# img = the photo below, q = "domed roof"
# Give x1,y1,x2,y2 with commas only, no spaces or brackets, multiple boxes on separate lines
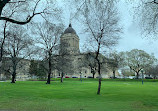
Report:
64,24,76,34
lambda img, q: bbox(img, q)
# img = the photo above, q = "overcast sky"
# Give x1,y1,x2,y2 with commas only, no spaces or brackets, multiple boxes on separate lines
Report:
116,1,158,57
59,0,158,58
1,0,158,58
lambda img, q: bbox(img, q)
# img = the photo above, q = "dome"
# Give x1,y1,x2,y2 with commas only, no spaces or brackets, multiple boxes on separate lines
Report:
64,24,76,34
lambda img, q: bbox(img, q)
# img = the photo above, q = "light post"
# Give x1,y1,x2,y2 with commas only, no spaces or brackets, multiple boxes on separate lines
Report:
141,69,144,85
80,71,82,83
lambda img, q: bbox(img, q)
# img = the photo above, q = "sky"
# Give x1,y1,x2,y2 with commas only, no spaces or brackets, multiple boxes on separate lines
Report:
1,0,158,58
60,0,158,58
116,1,158,57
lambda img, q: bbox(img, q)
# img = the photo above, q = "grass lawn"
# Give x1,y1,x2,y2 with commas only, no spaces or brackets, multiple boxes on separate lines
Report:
0,79,158,111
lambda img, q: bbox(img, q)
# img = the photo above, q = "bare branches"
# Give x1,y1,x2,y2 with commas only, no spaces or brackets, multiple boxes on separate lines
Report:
124,49,156,79
0,0,49,24
82,0,121,52
0,21,7,63
3,24,34,83
0,11,44,24
8,0,26,3
0,0,10,5
33,0,41,14
31,21,64,84
153,0,158,4
74,0,121,95
134,0,158,38
147,0,158,4
33,21,64,58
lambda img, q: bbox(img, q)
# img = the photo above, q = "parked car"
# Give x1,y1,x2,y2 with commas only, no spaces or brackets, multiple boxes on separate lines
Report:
87,76,93,78
96,76,102,78
145,77,153,79
72,76,78,78
65,76,70,78
109,77,117,79
56,76,61,78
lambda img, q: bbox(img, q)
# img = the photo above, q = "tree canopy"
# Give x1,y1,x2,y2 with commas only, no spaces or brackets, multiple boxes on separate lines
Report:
123,49,157,79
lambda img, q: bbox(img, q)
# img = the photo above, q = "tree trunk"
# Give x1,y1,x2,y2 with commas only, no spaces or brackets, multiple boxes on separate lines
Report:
0,48,3,63
136,72,139,79
91,67,95,78
97,77,101,95
96,43,101,95
46,73,51,84
0,21,7,69
93,73,95,78
113,70,115,79
0,57,2,70
0,3,3,17
11,72,16,83
11,65,16,83
61,72,63,83
46,51,52,84
97,59,101,95
0,1,9,17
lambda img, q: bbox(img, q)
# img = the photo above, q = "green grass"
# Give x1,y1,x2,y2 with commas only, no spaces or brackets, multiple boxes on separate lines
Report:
0,79,158,111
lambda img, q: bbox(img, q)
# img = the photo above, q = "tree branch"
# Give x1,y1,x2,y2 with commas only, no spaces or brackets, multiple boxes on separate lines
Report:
0,12,44,24
153,0,158,4
146,0,158,4
8,0,26,3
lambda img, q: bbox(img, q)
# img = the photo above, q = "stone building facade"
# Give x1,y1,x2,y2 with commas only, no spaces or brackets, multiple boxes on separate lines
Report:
53,24,116,78
0,24,118,81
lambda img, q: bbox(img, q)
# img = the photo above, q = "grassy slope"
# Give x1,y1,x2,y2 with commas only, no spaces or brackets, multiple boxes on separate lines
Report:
0,79,158,111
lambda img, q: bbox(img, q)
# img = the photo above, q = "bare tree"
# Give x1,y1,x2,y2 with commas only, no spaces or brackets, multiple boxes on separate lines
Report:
55,55,73,83
0,21,8,70
0,57,12,80
29,59,47,79
54,42,74,83
145,65,158,79
107,51,124,79
33,21,64,84
84,52,97,78
77,0,121,95
0,0,61,72
5,24,33,83
121,68,135,79
0,5,18,71
124,49,156,79
0,0,59,24
132,0,158,38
